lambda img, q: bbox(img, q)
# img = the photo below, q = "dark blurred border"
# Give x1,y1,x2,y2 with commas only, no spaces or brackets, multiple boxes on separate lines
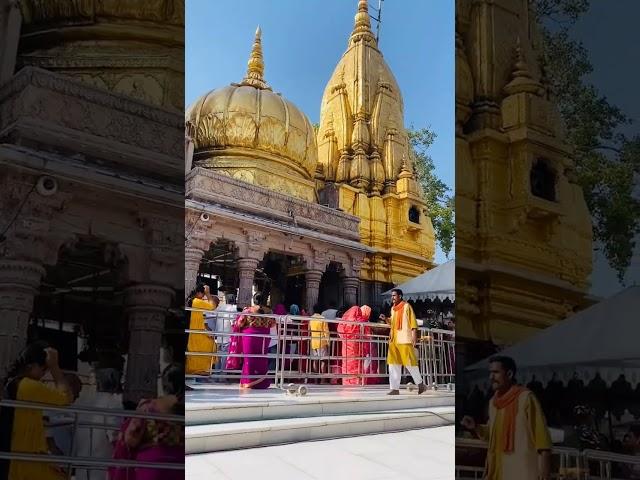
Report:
0,0,184,456
456,0,640,474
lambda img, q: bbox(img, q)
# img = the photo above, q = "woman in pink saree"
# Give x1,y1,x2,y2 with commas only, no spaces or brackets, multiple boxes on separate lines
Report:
225,308,250,372
110,364,183,480
239,300,274,390
225,295,275,389
336,306,371,385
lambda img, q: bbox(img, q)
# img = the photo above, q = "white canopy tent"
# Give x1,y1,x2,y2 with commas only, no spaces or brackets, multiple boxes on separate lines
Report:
465,286,640,386
381,259,455,301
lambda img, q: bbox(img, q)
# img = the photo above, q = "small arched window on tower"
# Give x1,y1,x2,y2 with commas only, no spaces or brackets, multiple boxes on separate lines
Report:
408,206,420,224
530,159,556,202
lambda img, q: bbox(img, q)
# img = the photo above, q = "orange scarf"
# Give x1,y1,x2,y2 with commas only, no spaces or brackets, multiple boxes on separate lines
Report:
492,385,527,453
392,301,406,329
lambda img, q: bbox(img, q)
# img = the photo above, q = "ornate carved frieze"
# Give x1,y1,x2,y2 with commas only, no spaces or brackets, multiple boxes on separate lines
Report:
187,167,361,242
18,0,184,26
0,68,183,174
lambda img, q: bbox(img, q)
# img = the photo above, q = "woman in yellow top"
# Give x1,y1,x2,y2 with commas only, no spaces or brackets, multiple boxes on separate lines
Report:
0,341,73,480
309,304,330,383
186,284,219,377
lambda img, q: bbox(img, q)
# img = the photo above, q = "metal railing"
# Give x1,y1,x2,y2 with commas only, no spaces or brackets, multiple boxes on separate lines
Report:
0,399,184,479
582,448,640,480
185,308,456,391
455,437,640,479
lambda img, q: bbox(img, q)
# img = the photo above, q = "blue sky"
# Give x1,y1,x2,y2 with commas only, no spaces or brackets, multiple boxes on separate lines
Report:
186,0,455,263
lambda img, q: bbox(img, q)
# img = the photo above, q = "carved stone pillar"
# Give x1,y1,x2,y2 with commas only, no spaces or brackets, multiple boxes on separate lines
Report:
343,277,360,307
184,247,204,299
304,270,323,312
0,260,45,369
123,284,174,403
236,258,258,309
372,281,383,308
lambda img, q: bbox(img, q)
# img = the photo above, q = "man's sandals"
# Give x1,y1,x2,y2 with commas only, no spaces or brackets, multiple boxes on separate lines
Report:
387,383,427,395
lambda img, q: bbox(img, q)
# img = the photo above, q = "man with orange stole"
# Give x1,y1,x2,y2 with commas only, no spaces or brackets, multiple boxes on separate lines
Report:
461,356,552,480
381,288,426,395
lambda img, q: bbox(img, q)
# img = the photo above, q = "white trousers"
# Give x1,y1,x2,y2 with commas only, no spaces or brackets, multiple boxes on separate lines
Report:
389,364,423,390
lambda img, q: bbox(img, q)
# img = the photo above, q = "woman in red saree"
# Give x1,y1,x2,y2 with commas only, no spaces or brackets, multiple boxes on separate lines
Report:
336,306,371,385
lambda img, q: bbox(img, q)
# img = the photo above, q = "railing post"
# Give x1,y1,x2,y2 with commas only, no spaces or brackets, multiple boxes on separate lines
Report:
278,315,287,388
359,323,364,386
66,411,80,480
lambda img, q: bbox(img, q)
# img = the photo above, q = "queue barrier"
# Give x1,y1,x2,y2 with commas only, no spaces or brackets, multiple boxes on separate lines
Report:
0,399,184,479
185,308,455,391
455,437,640,479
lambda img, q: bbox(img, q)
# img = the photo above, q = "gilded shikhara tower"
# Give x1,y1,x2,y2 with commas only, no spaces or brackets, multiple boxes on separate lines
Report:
456,0,593,360
317,0,435,298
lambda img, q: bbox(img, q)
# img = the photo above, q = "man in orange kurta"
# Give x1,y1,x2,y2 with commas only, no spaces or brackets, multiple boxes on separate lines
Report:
381,289,426,395
461,356,552,480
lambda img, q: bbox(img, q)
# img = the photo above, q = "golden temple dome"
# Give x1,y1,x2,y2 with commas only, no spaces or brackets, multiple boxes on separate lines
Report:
186,27,318,195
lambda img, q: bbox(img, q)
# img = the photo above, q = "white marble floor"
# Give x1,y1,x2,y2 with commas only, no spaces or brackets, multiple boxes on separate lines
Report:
186,425,455,480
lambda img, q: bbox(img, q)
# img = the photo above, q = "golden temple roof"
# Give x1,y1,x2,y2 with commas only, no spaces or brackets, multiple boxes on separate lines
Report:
186,27,318,181
317,0,415,196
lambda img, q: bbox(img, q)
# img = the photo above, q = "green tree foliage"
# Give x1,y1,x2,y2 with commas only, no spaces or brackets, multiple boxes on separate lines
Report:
407,127,455,259
532,0,640,281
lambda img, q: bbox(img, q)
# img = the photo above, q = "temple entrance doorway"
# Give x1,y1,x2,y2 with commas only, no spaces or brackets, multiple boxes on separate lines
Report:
197,239,239,304
260,252,305,309
34,237,126,381
318,261,343,310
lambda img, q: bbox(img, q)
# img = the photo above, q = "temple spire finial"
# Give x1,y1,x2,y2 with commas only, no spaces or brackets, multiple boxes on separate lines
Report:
350,0,376,44
503,35,542,96
240,26,270,90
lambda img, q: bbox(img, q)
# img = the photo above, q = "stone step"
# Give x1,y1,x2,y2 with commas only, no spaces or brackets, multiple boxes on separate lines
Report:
186,406,455,454
186,387,454,426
